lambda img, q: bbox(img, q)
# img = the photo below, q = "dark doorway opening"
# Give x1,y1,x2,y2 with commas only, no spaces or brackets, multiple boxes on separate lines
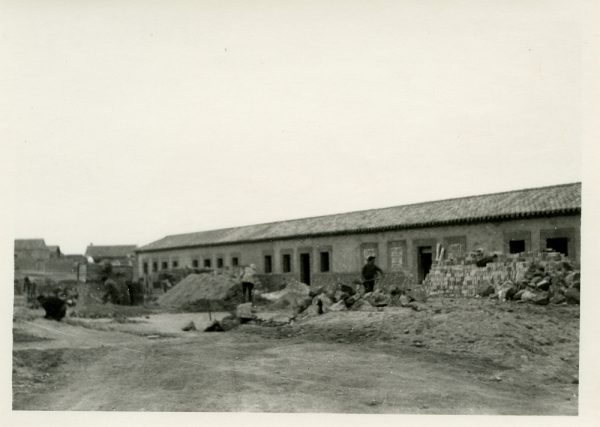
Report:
282,254,291,273
509,240,526,254
546,237,569,256
300,253,311,285
418,246,433,283
264,255,273,273
320,251,330,272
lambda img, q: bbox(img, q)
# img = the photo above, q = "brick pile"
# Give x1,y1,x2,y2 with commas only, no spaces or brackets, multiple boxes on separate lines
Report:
424,250,577,298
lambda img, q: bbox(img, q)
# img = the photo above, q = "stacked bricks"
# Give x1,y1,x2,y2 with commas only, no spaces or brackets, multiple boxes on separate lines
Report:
424,251,573,297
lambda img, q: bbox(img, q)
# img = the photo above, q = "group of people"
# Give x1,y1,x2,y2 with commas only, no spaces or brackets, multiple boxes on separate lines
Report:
237,255,385,304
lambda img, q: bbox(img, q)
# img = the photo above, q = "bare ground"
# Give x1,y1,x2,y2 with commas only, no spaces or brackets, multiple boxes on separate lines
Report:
12,298,579,414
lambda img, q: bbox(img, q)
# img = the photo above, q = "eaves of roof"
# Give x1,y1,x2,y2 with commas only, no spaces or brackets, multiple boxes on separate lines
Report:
135,206,580,254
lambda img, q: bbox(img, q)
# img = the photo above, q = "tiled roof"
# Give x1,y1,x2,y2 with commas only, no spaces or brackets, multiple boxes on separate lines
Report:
85,245,137,259
15,239,47,250
138,182,581,253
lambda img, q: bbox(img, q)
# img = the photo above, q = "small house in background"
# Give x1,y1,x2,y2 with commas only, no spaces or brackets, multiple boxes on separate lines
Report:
85,244,137,267
47,245,62,258
14,239,51,261
14,239,78,281
14,239,64,271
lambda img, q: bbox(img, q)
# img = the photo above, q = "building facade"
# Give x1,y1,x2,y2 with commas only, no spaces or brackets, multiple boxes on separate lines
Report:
135,183,581,288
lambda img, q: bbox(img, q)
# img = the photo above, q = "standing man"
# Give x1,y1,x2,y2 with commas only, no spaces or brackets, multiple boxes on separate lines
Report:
240,263,258,304
102,276,120,304
24,276,37,305
23,276,31,299
361,256,384,293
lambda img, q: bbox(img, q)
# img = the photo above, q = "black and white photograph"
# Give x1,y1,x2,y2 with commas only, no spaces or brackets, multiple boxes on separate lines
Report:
2,0,599,423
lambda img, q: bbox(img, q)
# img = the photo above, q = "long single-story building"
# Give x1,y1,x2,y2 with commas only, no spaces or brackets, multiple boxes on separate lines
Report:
135,182,581,288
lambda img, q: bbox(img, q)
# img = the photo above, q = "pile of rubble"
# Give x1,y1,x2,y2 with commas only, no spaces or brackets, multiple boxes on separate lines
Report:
259,278,404,316
203,279,427,332
204,302,255,331
477,260,580,305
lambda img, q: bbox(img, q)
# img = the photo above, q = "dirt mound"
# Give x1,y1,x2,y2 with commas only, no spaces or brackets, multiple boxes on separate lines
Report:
158,273,242,311
245,298,579,385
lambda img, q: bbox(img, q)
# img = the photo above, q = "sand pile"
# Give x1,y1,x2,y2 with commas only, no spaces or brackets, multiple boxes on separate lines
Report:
158,273,242,311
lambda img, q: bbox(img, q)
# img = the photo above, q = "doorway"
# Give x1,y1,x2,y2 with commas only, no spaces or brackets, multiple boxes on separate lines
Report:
546,237,569,256
300,253,311,285
418,246,433,283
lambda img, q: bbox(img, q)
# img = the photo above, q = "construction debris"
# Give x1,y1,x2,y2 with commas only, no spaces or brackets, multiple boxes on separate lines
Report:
364,290,391,307
259,279,312,312
313,294,333,313
182,321,197,331
498,258,581,305
202,250,581,334
310,281,339,300
236,302,256,321
350,299,374,311
425,250,580,305
565,287,580,304
478,283,495,297
328,300,347,312
204,314,241,332
279,281,390,318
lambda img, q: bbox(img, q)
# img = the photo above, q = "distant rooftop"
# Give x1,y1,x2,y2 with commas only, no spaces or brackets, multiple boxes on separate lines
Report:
85,245,137,259
14,239,47,250
138,182,581,253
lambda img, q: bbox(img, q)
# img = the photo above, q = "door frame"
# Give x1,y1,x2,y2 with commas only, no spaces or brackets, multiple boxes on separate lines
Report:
298,247,313,286
412,238,437,283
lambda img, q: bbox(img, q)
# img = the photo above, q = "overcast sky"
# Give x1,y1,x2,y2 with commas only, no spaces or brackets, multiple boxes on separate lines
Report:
2,1,585,254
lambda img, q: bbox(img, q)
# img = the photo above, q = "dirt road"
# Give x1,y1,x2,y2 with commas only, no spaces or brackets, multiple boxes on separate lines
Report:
13,305,578,414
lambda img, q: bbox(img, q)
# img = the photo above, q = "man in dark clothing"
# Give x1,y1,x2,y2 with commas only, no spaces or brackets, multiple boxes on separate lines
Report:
37,295,67,321
361,256,384,293
24,276,37,305
102,277,121,304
